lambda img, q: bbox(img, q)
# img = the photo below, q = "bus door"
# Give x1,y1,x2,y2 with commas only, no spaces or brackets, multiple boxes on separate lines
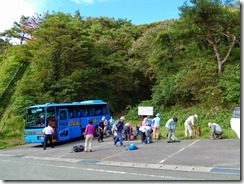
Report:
57,109,70,142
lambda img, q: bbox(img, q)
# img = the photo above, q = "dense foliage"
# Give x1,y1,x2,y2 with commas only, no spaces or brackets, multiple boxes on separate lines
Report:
0,0,240,147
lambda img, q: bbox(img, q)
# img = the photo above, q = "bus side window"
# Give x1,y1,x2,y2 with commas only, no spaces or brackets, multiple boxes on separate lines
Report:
89,108,94,116
101,107,107,115
81,110,88,117
95,110,101,115
69,112,73,118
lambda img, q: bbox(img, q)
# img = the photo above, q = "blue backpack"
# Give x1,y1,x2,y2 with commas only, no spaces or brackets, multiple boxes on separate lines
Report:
128,144,137,150
147,119,152,126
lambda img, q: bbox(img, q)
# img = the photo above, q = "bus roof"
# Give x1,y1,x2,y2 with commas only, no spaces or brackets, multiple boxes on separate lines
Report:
28,100,108,109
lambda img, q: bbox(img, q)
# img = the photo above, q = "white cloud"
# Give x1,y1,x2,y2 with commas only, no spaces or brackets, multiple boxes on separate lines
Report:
0,0,37,32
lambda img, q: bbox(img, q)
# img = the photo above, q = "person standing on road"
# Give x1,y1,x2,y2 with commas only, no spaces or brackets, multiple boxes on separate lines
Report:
84,120,95,152
208,122,223,140
42,123,54,150
124,122,132,141
114,116,125,147
184,114,198,139
97,117,105,143
152,113,161,140
165,117,178,141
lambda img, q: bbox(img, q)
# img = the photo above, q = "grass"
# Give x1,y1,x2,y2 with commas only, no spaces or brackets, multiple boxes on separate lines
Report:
0,139,25,149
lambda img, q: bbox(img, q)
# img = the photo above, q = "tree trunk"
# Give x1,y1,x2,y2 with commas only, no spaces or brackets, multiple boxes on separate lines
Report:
206,33,236,77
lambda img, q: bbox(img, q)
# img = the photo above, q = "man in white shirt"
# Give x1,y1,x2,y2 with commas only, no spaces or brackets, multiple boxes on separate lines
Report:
184,114,198,139
42,123,54,150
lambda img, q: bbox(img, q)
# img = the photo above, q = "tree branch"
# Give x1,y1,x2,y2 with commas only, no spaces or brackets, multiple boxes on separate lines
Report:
221,33,236,65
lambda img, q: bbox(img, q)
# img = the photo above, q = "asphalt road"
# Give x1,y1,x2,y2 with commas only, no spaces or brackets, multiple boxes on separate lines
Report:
0,136,241,181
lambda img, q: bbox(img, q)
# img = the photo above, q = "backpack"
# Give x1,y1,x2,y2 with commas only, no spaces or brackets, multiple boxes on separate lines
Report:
127,144,137,150
72,145,84,152
147,119,152,127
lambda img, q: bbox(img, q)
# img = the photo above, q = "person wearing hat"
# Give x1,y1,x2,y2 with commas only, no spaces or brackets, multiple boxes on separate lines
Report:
152,113,161,140
184,114,198,139
114,116,125,147
208,122,223,140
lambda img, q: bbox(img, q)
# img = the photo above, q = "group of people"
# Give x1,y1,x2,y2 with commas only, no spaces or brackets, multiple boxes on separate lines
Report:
137,113,178,143
165,114,223,141
83,115,127,151
136,113,161,144
41,113,223,151
183,114,223,140
138,113,223,143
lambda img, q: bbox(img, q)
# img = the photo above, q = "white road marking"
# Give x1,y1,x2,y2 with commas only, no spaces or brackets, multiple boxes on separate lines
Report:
159,140,200,164
0,158,195,180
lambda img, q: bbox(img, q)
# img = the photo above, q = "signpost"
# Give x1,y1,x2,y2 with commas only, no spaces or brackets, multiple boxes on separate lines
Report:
138,106,153,116
138,106,154,121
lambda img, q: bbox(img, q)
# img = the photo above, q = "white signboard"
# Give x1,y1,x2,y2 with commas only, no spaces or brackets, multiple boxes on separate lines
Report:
138,106,153,116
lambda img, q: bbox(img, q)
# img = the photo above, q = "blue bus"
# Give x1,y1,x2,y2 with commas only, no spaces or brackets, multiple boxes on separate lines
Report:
24,100,110,144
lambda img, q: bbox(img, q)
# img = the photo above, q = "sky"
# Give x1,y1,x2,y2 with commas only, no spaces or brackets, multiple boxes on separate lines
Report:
0,0,187,33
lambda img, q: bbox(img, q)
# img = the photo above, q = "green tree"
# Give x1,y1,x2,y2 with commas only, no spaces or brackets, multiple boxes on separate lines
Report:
179,0,240,76
0,15,41,45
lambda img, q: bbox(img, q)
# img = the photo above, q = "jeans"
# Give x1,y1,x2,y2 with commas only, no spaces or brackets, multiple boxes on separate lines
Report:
114,132,123,146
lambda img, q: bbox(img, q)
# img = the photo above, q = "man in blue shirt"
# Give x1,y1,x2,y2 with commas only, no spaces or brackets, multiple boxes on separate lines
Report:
165,117,178,141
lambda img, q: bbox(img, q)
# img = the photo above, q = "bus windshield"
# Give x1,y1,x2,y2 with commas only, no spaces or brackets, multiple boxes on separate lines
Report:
25,107,45,129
